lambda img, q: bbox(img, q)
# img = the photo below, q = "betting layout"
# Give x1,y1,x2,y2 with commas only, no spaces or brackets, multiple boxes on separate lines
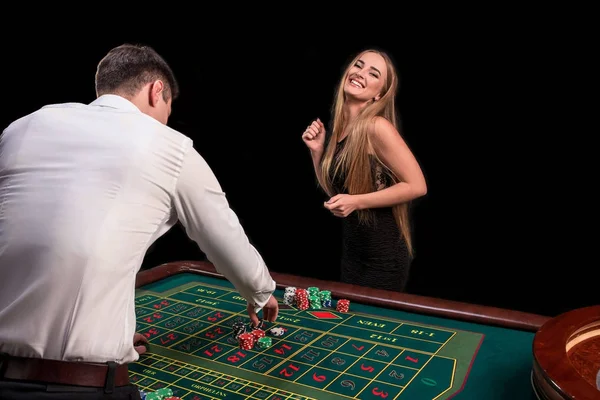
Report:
131,274,483,399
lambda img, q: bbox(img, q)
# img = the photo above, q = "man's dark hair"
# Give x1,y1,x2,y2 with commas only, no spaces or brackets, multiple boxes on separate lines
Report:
95,43,179,101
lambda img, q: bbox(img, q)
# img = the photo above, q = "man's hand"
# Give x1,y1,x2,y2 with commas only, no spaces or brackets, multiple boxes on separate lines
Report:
247,295,279,328
133,332,148,355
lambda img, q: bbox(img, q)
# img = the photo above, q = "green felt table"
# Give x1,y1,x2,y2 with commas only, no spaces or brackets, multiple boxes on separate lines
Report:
131,261,550,400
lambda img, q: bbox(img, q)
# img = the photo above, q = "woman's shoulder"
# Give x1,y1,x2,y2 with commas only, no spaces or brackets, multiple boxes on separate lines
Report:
367,116,397,139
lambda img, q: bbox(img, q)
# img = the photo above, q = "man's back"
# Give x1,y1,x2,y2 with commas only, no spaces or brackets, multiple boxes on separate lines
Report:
0,42,277,400
0,95,191,363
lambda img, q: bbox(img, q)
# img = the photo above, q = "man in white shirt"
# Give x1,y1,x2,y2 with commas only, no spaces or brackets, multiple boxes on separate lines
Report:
0,43,279,400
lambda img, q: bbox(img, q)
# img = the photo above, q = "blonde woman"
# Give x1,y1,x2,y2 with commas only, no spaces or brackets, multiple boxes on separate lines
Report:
302,48,427,292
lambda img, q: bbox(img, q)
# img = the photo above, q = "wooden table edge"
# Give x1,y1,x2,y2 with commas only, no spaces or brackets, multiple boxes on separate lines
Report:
136,260,551,333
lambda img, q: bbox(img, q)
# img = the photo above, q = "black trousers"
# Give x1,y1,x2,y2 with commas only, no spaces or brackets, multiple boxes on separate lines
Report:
0,379,141,400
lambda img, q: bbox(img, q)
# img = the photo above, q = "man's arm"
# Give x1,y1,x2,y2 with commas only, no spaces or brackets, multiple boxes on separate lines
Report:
172,144,276,310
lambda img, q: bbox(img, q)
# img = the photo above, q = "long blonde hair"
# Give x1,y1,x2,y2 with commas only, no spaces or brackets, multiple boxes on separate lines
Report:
317,49,414,257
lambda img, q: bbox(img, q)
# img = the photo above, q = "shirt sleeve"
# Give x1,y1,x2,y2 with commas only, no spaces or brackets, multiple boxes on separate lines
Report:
172,144,276,309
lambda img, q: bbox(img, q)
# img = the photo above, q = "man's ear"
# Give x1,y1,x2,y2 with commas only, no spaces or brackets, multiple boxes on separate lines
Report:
149,80,165,107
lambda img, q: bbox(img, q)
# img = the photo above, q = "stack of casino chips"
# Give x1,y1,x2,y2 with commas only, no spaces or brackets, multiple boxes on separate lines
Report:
295,288,309,310
238,332,256,350
306,287,319,309
309,295,321,309
283,285,348,312
251,328,266,342
139,387,177,399
249,319,266,331
232,321,246,340
283,286,296,306
336,299,350,313
257,336,272,349
269,327,285,336
319,290,332,307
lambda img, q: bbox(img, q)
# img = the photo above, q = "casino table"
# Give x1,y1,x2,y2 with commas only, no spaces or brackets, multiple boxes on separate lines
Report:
132,260,550,400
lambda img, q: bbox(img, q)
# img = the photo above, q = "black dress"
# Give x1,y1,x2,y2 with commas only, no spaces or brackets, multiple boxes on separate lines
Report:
329,137,411,292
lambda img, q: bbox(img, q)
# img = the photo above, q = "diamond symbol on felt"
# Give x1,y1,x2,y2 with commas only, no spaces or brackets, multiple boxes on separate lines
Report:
307,311,341,319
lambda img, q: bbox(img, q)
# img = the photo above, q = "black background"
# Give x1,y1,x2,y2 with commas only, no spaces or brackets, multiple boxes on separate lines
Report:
2,12,593,318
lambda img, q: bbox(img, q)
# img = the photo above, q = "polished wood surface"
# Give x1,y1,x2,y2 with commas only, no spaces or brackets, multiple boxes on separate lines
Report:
569,336,600,389
136,260,550,332
533,305,600,399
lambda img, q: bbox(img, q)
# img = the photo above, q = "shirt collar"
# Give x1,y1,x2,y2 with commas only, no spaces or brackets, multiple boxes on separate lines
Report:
90,94,142,113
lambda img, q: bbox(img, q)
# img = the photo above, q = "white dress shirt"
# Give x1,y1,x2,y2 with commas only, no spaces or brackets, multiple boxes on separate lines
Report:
0,94,276,364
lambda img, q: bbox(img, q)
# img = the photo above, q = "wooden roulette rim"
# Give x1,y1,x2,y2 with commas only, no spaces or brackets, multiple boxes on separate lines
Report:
532,305,600,399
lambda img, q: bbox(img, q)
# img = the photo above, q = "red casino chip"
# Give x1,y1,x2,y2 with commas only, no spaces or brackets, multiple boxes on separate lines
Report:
251,329,266,340
336,299,350,313
238,332,256,350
